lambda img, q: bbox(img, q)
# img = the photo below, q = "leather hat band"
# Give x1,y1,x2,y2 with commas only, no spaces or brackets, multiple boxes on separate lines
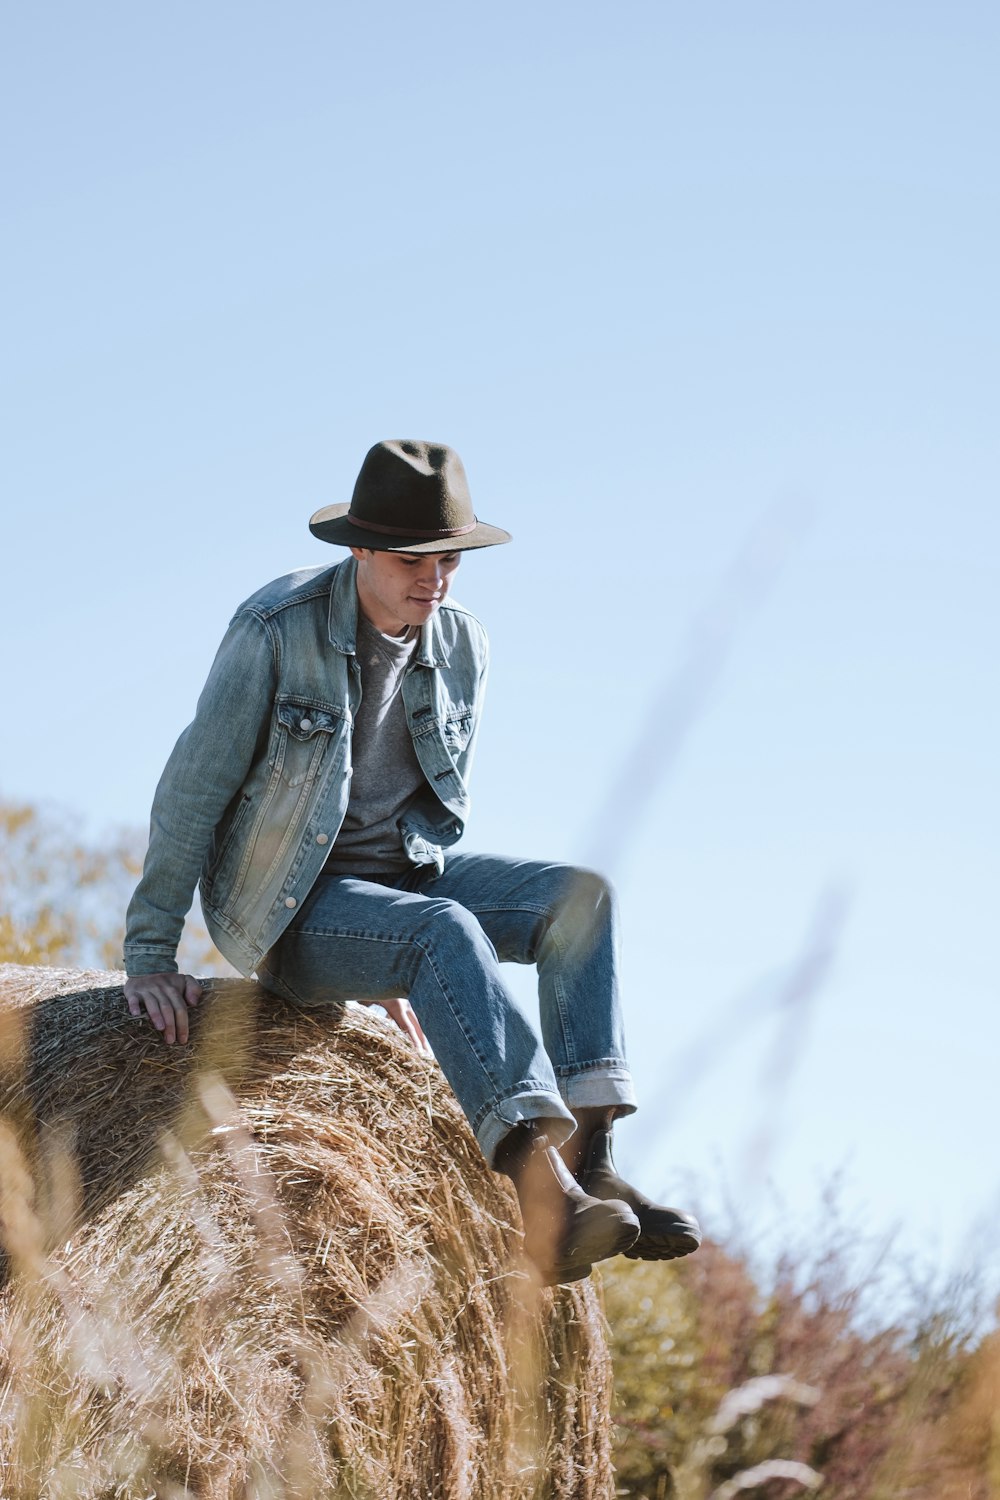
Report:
348,514,478,539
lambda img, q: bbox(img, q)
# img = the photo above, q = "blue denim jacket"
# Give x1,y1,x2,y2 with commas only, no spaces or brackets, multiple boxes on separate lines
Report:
124,557,489,976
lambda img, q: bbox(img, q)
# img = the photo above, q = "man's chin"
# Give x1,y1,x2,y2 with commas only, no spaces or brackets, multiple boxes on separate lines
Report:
405,599,441,622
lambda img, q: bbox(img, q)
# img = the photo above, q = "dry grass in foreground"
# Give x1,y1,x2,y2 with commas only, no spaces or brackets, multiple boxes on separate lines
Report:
0,964,614,1499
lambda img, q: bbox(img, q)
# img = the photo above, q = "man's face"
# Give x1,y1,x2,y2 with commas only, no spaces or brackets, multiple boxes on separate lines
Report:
350,546,462,635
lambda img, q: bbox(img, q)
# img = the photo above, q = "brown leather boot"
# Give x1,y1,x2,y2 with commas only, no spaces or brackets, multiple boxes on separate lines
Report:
576,1125,702,1262
495,1122,640,1285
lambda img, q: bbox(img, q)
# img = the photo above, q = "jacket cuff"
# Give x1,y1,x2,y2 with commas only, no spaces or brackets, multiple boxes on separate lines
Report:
123,947,179,977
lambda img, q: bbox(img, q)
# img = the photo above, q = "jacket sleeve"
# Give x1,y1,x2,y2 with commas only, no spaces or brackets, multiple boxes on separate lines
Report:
123,609,278,975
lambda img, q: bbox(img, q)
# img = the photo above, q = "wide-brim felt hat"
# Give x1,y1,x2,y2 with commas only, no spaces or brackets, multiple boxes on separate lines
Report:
310,439,512,553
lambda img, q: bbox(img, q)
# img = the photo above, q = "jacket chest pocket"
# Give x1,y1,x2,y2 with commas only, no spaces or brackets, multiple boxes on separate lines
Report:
272,699,345,788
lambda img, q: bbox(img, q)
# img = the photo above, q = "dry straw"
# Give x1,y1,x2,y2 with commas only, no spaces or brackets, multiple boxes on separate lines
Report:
0,964,614,1499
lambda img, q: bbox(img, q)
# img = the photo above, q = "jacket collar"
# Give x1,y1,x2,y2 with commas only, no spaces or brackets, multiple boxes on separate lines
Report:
326,556,449,667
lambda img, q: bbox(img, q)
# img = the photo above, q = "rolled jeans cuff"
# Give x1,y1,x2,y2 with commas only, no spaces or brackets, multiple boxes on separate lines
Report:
558,1064,638,1115
476,1087,576,1169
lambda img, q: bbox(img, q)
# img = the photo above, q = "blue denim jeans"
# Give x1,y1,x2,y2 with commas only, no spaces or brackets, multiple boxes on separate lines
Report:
257,852,637,1166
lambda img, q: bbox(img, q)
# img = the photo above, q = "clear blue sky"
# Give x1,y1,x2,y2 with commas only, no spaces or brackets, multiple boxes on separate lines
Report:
3,2,997,1294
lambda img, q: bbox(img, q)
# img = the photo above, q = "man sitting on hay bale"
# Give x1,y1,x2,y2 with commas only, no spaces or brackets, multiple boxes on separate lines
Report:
123,439,701,1287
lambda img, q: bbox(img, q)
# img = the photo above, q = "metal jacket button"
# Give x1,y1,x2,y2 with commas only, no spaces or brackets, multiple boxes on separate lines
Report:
315,833,329,845
300,718,313,732
285,896,297,908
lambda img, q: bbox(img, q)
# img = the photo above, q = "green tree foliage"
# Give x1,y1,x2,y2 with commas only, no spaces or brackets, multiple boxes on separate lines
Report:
0,798,142,968
0,797,225,973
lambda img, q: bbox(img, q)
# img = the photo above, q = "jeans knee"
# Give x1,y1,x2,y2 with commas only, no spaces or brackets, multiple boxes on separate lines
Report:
418,897,496,960
561,866,617,920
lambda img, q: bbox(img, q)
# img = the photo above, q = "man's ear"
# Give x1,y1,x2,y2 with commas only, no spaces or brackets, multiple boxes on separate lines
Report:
349,546,371,562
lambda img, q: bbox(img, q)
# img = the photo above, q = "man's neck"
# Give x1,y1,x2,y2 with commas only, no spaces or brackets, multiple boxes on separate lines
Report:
356,596,416,643
355,577,413,638
360,611,417,644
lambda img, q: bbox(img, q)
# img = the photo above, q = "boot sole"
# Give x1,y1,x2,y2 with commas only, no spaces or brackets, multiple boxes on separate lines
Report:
548,1261,593,1285
576,1130,702,1264
580,1163,703,1263
624,1226,702,1261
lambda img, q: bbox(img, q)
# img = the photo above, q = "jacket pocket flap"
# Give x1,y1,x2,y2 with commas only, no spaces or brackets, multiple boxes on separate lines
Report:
276,699,342,740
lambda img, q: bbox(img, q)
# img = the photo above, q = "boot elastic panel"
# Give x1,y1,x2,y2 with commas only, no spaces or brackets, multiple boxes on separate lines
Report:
579,1128,702,1262
504,1126,640,1286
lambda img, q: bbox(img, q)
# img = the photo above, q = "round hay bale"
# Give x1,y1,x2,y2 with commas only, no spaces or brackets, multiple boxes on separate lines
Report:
0,964,615,1499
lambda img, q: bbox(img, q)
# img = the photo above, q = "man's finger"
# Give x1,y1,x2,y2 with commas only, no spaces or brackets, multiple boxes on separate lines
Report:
408,1012,431,1056
383,998,419,1052
156,996,178,1045
398,1002,431,1056
142,995,168,1036
125,975,200,1045
170,992,190,1046
401,1015,419,1049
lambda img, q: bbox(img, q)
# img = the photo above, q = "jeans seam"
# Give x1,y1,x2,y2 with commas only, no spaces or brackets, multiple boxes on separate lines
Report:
416,934,501,1089
553,1059,629,1077
293,925,414,942
260,968,309,1004
545,917,577,1069
460,901,553,918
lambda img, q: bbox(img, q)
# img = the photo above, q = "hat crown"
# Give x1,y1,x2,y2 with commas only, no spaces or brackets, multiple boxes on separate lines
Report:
350,440,474,535
308,439,511,552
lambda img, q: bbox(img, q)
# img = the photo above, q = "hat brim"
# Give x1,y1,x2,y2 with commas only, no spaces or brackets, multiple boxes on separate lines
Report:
309,505,512,552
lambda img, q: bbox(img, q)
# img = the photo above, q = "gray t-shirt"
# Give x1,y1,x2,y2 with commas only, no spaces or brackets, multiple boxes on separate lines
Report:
322,612,427,876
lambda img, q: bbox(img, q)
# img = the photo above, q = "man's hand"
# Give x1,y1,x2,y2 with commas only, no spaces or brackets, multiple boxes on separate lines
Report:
358,997,431,1056
124,973,203,1046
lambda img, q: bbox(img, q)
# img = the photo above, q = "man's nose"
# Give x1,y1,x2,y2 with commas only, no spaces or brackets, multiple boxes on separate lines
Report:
420,561,445,589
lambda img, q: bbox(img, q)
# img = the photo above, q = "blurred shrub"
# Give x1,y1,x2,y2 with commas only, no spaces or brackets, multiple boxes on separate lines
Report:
602,1231,996,1499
